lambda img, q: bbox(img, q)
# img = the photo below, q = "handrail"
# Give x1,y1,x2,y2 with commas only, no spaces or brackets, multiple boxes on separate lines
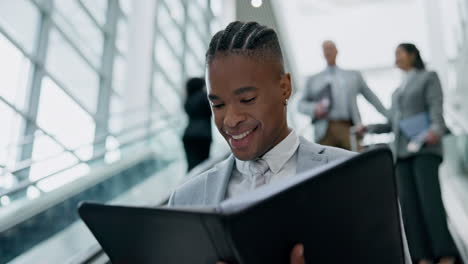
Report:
0,118,180,198
0,96,84,164
3,113,172,175
0,131,44,150
0,103,169,150
446,106,468,134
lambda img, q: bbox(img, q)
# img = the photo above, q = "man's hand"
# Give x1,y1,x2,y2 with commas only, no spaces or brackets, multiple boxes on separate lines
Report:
424,130,440,145
314,103,328,120
289,244,306,264
216,243,305,264
354,124,367,138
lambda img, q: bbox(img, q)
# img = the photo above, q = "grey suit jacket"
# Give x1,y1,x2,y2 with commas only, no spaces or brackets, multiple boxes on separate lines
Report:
168,137,354,206
168,137,412,263
299,69,388,142
368,70,447,158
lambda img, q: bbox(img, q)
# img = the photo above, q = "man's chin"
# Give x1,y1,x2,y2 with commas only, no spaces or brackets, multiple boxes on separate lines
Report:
231,149,258,161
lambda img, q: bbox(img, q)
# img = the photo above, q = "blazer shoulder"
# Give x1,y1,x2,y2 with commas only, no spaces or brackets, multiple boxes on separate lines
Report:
169,170,209,206
321,145,356,161
306,72,321,82
299,137,356,160
426,70,439,79
169,156,232,206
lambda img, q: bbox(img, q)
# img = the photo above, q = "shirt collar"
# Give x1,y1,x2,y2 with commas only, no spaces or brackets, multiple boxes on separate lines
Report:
326,65,339,73
235,129,300,175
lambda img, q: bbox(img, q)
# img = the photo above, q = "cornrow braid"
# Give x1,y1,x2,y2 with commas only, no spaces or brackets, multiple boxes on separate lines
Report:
206,21,284,71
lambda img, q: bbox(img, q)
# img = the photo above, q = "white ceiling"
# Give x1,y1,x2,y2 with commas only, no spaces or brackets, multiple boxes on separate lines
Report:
273,0,429,77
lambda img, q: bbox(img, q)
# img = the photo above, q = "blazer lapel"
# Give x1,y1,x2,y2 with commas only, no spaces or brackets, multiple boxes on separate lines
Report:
203,138,331,205
204,155,235,205
296,137,328,174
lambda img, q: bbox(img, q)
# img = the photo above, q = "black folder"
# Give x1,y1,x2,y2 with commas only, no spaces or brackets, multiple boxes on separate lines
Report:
78,147,404,264
310,83,333,122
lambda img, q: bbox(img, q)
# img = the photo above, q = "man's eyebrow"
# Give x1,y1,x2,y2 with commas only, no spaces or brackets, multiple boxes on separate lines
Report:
233,86,257,95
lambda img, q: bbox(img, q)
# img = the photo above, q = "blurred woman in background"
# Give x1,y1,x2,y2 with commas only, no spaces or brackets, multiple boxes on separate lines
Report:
364,43,458,264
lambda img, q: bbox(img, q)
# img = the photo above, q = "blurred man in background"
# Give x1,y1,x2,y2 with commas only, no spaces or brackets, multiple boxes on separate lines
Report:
298,40,388,150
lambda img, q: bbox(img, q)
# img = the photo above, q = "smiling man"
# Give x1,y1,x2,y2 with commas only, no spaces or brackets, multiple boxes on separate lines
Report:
168,21,394,264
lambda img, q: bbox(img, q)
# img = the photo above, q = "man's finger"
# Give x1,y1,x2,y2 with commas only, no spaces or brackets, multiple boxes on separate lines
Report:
290,244,306,264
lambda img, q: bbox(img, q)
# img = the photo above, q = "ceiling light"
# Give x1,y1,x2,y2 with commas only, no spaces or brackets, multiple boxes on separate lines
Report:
251,0,263,8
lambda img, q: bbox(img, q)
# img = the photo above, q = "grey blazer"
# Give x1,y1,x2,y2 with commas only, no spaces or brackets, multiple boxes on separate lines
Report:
299,69,388,142
168,137,412,263
168,137,354,206
368,70,447,158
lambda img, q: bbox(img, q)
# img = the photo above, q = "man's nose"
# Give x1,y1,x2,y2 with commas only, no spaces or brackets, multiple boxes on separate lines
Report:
224,105,246,128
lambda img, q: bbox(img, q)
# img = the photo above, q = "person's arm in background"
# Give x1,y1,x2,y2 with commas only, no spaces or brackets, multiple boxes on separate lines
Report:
298,76,327,121
357,72,390,119
424,71,447,145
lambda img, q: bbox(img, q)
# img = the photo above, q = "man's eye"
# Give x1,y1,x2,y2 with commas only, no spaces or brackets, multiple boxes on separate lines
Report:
212,103,225,109
241,97,256,103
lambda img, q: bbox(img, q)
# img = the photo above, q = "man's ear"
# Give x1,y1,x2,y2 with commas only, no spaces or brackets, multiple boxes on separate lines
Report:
280,73,292,101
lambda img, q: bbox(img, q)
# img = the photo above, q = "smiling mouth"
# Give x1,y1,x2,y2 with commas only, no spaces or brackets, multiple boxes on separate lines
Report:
226,126,258,148
230,128,254,140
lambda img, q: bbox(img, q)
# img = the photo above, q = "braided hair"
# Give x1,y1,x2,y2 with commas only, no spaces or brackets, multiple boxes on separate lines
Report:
206,21,284,72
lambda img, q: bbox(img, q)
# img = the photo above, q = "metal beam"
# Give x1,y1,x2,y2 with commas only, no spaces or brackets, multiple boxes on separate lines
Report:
1,96,83,165
16,0,53,181
93,0,119,158
181,0,189,84
0,24,97,119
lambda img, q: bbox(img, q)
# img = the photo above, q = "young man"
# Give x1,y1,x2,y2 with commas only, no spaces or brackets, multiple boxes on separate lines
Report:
169,22,410,264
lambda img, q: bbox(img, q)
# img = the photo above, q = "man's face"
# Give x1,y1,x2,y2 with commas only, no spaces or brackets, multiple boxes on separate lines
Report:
207,55,291,161
322,41,337,66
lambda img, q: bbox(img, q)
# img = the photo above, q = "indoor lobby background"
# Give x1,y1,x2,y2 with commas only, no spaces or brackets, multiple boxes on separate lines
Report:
0,0,467,263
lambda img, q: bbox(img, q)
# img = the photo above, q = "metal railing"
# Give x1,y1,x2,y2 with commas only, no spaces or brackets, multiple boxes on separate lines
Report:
0,105,183,203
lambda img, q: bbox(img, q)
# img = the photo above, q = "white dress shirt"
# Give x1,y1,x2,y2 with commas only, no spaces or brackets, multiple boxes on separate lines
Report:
400,69,416,91
226,129,300,199
325,66,352,121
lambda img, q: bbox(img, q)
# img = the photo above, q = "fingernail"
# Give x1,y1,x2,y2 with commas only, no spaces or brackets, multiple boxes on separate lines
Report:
298,244,304,256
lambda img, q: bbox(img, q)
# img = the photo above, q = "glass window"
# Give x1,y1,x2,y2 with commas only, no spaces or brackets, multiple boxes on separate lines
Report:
0,102,24,169
195,0,207,10
80,0,108,26
157,7,183,56
0,34,31,112
0,0,39,54
53,0,103,67
185,51,204,77
119,0,132,17
109,95,123,134
116,18,128,54
154,37,182,87
186,24,207,62
153,73,183,116
187,2,207,34
112,55,126,95
46,28,99,114
29,142,78,182
162,0,184,26
36,77,95,161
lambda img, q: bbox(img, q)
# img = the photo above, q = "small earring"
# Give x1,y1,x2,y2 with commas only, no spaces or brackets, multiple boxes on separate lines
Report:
284,99,288,106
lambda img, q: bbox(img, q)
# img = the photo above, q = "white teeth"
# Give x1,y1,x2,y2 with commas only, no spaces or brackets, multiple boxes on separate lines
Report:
230,129,253,140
